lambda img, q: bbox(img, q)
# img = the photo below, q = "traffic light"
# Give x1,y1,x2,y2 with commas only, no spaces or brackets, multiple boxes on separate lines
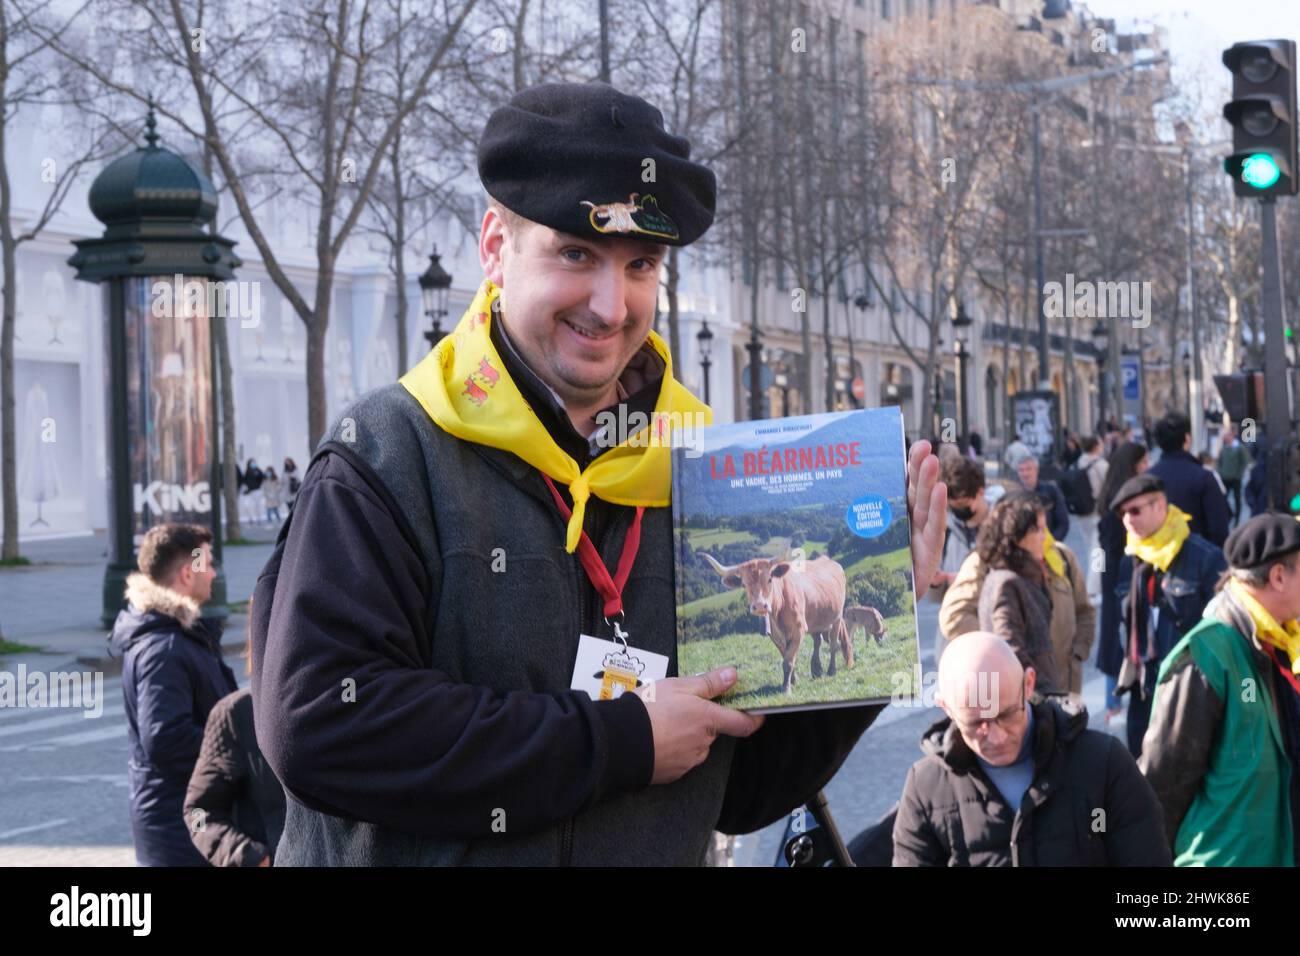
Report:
1286,441,1300,513
1223,40,1298,198
1213,371,1266,424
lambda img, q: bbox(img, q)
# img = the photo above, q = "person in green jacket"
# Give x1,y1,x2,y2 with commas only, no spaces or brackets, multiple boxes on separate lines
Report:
1216,425,1250,526
1139,512,1300,866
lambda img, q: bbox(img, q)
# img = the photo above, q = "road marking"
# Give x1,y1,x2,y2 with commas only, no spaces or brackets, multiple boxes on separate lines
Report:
0,819,71,840
16,774,127,787
0,724,125,752
0,706,124,738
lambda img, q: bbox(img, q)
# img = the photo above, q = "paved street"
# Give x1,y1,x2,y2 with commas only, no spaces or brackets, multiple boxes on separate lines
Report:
0,518,1121,867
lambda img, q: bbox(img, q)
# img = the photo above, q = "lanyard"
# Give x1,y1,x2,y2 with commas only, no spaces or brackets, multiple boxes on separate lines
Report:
1263,643,1300,698
541,473,644,623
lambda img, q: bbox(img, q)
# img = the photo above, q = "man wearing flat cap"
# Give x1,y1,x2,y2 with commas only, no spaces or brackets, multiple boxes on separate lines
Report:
1140,512,1300,866
250,81,946,865
1113,474,1225,758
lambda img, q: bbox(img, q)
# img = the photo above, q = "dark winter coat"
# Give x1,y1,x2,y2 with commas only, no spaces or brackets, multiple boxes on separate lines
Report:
892,700,1171,866
1115,531,1226,698
1148,449,1230,547
184,688,286,866
978,565,1063,696
110,573,238,867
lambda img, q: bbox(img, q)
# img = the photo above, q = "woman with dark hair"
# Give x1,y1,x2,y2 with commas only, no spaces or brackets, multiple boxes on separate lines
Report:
184,631,286,866
283,457,301,514
1060,433,1082,469
976,493,1063,697
1096,440,1150,720
241,458,265,527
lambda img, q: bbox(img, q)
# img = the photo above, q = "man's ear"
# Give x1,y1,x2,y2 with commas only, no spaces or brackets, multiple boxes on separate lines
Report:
935,694,952,722
479,207,507,288
1023,666,1036,698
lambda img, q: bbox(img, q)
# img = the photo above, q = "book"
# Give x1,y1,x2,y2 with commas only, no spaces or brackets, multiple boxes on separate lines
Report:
671,407,919,714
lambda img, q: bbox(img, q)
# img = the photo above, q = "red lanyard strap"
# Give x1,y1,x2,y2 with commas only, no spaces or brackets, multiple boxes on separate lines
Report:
1263,643,1300,699
541,474,644,620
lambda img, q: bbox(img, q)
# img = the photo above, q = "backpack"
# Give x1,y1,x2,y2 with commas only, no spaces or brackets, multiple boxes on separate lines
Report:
1061,460,1097,516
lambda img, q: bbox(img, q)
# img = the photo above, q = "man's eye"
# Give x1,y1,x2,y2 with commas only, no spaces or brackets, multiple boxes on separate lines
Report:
631,259,657,271
562,249,588,262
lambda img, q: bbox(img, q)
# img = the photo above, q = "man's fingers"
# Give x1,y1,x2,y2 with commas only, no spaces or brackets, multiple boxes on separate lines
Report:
683,666,737,699
706,702,766,738
907,439,931,510
911,453,940,529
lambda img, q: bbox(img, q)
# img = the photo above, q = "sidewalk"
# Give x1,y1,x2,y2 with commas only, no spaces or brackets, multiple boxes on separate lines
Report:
0,525,279,671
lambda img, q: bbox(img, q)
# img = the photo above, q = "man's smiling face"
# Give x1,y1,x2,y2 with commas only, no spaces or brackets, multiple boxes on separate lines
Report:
479,202,666,411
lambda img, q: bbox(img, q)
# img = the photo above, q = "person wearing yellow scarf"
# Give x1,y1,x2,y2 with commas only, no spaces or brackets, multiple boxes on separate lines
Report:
1124,503,1192,573
1226,578,1300,675
1139,511,1300,866
1110,473,1227,759
399,279,710,553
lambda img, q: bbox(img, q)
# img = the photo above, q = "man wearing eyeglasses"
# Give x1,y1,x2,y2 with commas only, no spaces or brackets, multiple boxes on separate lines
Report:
1113,474,1226,758
892,632,1170,866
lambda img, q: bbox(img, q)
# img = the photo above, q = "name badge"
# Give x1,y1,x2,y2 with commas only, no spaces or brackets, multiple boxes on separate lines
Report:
570,633,669,701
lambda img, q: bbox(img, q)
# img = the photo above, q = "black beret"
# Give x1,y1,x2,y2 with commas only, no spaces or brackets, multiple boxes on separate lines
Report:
477,81,716,247
1225,512,1300,570
1109,474,1165,513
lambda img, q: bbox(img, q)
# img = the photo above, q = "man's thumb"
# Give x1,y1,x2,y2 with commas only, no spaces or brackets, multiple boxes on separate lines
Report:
689,667,738,699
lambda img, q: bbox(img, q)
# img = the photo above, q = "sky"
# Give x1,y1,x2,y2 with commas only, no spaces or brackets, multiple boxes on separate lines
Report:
1082,0,1300,84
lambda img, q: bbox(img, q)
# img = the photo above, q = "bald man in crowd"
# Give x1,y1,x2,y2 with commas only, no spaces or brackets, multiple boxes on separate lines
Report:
892,633,1170,866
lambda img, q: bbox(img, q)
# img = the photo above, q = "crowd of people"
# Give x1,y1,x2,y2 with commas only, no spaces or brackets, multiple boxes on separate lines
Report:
898,409,1299,866
233,457,301,529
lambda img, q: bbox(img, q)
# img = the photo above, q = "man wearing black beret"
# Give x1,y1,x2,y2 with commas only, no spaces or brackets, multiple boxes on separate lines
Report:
251,81,948,865
1113,474,1225,758
1139,512,1300,865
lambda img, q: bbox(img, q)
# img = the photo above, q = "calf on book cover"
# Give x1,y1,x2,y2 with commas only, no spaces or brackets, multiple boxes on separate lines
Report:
672,408,919,714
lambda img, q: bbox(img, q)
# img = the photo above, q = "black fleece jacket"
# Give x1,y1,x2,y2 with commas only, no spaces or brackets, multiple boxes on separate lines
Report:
251,328,878,859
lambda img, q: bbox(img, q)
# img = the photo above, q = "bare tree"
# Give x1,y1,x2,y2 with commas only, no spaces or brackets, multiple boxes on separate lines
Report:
0,0,118,560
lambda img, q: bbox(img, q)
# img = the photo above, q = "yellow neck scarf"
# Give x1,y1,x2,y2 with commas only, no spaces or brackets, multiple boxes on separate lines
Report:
1125,504,1191,573
399,279,711,553
1042,529,1066,579
1227,578,1300,675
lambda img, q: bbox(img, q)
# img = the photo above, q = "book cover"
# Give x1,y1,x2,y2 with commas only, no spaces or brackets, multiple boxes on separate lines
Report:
672,407,919,714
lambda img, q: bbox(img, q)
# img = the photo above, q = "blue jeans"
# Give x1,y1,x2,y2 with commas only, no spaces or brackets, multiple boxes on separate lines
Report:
1104,673,1122,713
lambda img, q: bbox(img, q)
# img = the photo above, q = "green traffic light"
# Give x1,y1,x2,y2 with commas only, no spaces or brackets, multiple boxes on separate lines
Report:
1242,153,1282,190
1291,492,1300,512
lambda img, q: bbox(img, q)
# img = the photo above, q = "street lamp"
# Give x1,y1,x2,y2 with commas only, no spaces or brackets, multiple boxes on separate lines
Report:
419,249,452,346
746,328,765,420
696,320,714,405
774,371,790,417
69,104,240,627
1091,318,1110,431
952,303,973,451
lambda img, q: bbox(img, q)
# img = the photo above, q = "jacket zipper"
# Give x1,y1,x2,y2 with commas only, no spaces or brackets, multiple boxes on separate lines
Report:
560,501,628,867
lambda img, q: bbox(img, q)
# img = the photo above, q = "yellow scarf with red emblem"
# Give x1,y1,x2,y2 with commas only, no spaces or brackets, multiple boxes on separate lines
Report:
399,279,711,553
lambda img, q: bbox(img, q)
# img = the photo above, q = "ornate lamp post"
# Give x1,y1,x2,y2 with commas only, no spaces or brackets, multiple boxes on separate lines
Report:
952,302,973,450
696,320,714,405
419,249,452,347
69,106,240,627
1091,318,1110,431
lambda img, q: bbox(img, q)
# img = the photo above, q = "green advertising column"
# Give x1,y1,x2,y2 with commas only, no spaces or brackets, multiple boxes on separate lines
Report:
68,107,242,627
